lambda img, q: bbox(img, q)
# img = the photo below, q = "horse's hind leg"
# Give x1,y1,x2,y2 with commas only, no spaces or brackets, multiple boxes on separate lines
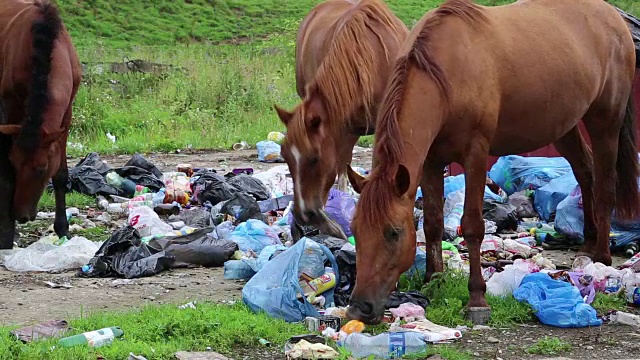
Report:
553,127,597,253
0,136,15,249
53,123,70,239
421,160,445,283
461,139,490,323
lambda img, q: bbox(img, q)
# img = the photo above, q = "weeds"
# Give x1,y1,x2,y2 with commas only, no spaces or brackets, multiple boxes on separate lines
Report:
591,292,627,314
525,336,572,355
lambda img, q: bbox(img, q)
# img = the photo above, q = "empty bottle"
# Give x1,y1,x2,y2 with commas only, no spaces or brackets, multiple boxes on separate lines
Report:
96,196,109,210
152,188,166,206
105,172,136,196
343,332,426,359
58,326,123,348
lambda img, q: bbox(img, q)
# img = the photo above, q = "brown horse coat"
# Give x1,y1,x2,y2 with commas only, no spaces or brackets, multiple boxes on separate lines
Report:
274,0,408,239
0,0,81,248
348,0,637,324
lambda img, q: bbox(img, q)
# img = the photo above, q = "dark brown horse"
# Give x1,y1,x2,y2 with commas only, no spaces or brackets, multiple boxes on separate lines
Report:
0,0,81,248
347,0,638,324
274,0,407,239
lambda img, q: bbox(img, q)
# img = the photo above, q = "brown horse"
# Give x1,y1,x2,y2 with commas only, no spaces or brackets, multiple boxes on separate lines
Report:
0,0,81,248
274,0,407,239
347,0,638,324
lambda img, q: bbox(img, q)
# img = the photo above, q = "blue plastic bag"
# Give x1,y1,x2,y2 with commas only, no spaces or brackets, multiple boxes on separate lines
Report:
442,174,507,202
489,156,572,195
513,272,602,328
242,238,339,322
534,172,578,221
405,247,427,279
554,186,584,243
256,140,285,163
228,219,281,253
223,260,256,280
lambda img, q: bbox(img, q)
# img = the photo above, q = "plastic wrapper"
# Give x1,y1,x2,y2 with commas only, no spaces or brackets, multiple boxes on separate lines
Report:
256,140,285,163
128,206,173,238
513,272,602,328
4,237,101,273
242,238,339,322
148,228,238,268
489,155,573,195
228,219,281,253
486,259,539,296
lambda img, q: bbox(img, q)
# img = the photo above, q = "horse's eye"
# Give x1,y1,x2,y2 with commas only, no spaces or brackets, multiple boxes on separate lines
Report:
309,157,319,165
385,227,402,241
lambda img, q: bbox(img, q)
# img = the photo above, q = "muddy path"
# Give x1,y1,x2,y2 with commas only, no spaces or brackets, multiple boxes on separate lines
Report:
1,148,637,360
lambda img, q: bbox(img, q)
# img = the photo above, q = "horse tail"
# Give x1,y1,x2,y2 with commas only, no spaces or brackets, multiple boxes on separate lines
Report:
16,2,62,151
614,88,640,221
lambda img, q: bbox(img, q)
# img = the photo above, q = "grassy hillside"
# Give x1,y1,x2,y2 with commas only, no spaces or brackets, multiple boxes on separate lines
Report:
54,0,640,155
58,0,639,48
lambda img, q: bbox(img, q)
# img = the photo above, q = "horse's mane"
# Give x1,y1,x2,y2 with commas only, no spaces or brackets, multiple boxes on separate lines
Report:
358,0,487,230
16,0,62,152
314,0,404,125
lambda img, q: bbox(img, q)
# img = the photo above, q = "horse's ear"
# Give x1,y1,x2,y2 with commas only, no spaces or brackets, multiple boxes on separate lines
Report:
0,124,22,135
347,165,366,194
274,105,293,126
394,164,411,197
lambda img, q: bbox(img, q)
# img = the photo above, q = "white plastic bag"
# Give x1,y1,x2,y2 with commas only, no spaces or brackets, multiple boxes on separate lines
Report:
486,259,538,296
4,237,101,272
128,206,172,238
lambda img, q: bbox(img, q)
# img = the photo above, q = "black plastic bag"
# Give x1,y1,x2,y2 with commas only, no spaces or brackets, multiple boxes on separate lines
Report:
169,207,211,228
334,249,356,307
73,152,113,176
68,166,122,196
149,227,238,267
193,172,238,205
483,200,518,232
220,192,264,223
80,226,175,279
508,191,537,219
615,6,640,67
124,153,163,179
310,235,348,253
385,291,430,309
115,166,164,192
227,174,270,201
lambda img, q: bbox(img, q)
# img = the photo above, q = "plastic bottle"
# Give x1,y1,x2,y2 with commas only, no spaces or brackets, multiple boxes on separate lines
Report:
342,332,426,359
107,203,128,214
105,172,136,196
134,185,151,196
610,311,640,327
96,196,109,210
58,326,124,348
153,188,166,206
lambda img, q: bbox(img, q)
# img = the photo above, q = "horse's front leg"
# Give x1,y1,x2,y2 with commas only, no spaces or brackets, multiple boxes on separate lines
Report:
52,143,69,239
421,161,445,283
0,137,15,249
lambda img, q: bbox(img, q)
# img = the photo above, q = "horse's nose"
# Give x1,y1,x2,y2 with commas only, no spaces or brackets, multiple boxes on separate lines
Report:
347,298,381,324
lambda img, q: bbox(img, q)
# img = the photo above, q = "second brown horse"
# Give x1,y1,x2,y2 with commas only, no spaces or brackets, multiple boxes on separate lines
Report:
274,0,407,239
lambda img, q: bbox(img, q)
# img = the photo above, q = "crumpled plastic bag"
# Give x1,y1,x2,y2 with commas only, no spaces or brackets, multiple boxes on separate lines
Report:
389,303,426,320
148,227,238,268
508,190,537,219
514,272,602,328
486,259,539,296
227,174,270,201
128,206,173,238
4,237,101,273
228,219,281,253
221,192,264,223
252,165,293,198
124,153,163,179
334,249,356,307
386,291,430,309
298,239,327,278
555,186,585,242
534,172,578,221
489,155,573,195
192,171,238,206
65,152,121,196
80,226,175,279
483,200,518,232
242,238,339,322
168,207,211,228
324,188,356,237
256,140,285,163
115,165,164,192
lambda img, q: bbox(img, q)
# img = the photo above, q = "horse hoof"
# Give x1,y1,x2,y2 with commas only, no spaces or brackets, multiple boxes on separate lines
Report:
465,307,491,325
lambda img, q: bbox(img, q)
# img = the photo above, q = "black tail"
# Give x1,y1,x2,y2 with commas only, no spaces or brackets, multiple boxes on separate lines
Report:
16,2,62,151
615,89,640,221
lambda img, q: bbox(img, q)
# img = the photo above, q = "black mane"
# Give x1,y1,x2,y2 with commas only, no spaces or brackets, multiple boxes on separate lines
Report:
16,1,62,151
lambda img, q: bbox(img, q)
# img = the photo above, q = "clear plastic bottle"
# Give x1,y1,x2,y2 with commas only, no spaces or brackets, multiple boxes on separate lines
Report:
343,332,426,359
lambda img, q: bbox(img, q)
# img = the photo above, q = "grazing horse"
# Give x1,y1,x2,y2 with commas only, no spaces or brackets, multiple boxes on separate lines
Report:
0,0,81,248
273,0,408,240
346,0,638,324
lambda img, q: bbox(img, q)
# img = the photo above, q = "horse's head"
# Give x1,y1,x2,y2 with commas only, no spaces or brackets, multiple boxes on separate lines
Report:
346,164,417,324
274,91,342,231
0,125,65,223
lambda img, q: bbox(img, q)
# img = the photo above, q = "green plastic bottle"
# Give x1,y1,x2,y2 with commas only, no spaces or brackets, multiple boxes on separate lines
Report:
58,326,124,348
348,236,356,245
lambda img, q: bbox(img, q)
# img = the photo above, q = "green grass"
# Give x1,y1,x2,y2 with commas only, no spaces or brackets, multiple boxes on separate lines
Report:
52,0,638,155
591,292,628,314
525,336,572,356
414,270,535,327
38,192,95,212
0,302,306,360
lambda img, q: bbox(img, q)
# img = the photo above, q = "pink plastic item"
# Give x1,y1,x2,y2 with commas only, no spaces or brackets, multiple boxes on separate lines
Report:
389,303,425,320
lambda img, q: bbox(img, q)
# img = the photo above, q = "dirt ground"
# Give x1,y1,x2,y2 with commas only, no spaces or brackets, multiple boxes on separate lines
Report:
1,148,638,360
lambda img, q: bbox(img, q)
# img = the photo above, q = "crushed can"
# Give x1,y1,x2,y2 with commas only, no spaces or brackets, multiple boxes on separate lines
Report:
304,315,341,332
626,286,640,306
